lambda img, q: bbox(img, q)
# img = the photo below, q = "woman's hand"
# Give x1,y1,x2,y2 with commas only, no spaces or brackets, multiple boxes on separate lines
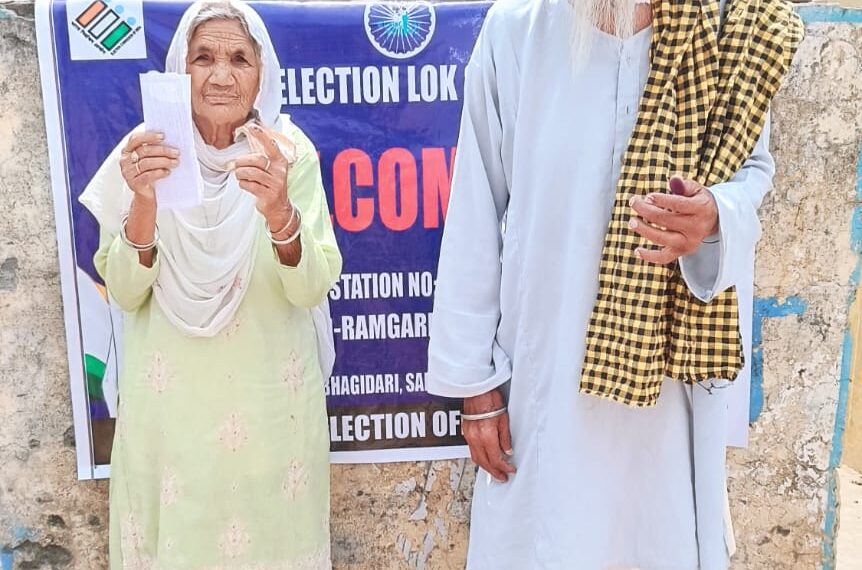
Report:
463,388,516,483
234,123,293,228
119,131,178,267
235,124,301,266
119,131,180,204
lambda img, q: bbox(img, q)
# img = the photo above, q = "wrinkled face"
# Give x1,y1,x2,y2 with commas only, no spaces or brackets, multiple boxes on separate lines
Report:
186,18,260,130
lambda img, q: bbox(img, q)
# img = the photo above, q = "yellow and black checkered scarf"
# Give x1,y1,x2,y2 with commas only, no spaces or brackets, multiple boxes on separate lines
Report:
579,0,804,406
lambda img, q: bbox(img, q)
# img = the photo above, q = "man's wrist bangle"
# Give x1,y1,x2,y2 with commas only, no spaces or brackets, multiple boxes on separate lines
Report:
461,407,507,421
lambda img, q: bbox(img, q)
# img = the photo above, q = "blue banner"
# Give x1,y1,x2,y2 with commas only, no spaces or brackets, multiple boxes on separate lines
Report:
39,0,490,476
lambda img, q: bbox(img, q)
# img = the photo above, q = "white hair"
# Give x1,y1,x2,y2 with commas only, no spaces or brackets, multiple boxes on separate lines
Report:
187,0,261,57
569,0,639,67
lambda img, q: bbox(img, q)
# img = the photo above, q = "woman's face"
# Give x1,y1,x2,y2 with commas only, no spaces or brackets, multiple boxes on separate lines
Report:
186,19,260,131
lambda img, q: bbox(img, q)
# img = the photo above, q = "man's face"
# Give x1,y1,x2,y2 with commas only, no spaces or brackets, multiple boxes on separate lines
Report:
186,19,260,130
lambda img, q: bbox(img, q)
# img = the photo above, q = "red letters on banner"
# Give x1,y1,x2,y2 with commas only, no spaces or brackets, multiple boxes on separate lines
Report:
331,147,456,232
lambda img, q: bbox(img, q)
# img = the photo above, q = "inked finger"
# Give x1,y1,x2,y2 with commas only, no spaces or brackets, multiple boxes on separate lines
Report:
668,175,703,197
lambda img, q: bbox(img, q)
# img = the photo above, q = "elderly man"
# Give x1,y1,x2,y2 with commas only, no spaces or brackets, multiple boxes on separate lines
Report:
427,0,802,568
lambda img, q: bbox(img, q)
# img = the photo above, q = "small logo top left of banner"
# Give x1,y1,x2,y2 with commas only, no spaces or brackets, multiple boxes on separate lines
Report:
67,0,146,60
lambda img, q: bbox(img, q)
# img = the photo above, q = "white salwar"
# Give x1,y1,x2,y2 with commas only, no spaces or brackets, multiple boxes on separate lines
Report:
426,0,775,569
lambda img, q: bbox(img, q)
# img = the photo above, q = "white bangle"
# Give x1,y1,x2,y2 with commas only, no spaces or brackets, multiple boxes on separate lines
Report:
266,203,296,237
461,407,507,421
120,215,158,252
268,206,302,246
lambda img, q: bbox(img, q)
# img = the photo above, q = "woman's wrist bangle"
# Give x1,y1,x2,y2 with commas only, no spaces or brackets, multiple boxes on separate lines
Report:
461,407,508,421
267,203,296,237
120,214,159,252
268,206,302,246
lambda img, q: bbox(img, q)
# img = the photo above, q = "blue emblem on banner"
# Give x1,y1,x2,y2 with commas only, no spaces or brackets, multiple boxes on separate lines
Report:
364,2,437,60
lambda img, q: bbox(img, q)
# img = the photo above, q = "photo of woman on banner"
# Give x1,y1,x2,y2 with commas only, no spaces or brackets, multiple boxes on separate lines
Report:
78,1,341,568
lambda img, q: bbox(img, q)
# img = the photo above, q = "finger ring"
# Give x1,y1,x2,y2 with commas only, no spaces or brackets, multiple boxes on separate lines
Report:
130,151,140,164
135,161,141,176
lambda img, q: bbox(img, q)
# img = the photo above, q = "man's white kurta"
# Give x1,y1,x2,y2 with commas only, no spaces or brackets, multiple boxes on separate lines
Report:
427,0,774,568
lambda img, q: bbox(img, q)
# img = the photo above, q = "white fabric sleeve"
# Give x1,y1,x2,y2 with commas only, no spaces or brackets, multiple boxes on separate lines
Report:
680,115,775,302
427,22,513,399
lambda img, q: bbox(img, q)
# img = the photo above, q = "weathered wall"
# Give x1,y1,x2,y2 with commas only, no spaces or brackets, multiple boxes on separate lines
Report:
1,2,861,569
0,3,111,569
724,9,862,568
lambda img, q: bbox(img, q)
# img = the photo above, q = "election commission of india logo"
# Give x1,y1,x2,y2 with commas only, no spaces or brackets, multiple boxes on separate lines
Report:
68,0,144,58
364,2,437,60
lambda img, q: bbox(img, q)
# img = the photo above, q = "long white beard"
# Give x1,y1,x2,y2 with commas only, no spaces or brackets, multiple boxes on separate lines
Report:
570,0,641,67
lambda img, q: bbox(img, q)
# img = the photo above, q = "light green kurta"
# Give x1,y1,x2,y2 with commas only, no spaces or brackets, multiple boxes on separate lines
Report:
95,124,342,570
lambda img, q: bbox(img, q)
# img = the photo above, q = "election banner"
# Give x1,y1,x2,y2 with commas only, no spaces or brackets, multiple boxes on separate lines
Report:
36,0,490,479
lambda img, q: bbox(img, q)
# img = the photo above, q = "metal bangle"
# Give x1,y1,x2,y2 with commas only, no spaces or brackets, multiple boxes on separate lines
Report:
120,215,159,252
461,407,508,421
269,207,302,246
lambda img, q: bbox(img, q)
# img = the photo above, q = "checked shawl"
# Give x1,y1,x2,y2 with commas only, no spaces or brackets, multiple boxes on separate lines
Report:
579,0,804,406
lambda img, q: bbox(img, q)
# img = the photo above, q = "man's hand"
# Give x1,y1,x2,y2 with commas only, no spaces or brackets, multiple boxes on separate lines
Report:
463,388,516,483
629,175,719,265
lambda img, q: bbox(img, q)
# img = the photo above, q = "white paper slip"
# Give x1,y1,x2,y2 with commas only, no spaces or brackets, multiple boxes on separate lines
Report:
139,71,203,210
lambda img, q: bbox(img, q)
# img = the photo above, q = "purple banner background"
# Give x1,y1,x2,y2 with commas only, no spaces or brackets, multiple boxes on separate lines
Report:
50,0,491,453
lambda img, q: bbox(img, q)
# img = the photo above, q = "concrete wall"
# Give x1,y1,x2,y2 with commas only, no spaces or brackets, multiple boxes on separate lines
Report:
1,1,860,569
726,9,862,567
0,4,111,569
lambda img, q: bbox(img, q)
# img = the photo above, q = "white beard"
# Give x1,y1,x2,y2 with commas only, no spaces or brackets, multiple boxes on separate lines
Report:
570,0,641,67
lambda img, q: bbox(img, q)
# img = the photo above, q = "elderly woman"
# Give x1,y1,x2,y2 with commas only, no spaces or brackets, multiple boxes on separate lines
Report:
79,1,340,568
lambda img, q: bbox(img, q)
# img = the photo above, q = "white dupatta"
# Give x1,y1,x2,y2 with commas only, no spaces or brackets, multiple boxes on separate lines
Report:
80,0,286,338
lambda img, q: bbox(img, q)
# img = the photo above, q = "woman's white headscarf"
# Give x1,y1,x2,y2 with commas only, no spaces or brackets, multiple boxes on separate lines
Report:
165,0,284,126
80,0,286,337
